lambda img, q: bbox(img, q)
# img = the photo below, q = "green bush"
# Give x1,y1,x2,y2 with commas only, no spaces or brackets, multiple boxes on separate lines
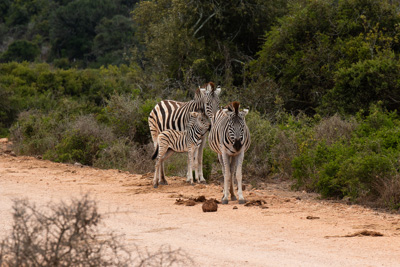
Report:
292,105,400,208
1,40,40,63
44,115,114,165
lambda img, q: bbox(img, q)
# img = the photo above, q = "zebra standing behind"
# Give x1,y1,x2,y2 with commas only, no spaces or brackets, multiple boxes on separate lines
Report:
208,101,250,204
148,82,221,185
152,111,211,188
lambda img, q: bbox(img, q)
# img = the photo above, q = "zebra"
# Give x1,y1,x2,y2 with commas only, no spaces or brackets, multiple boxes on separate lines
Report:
208,101,251,204
148,82,221,185
152,111,211,188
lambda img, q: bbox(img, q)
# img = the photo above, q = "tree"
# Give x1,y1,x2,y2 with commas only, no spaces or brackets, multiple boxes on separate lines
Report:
92,15,137,66
50,0,119,61
249,0,400,115
132,0,289,88
1,40,39,62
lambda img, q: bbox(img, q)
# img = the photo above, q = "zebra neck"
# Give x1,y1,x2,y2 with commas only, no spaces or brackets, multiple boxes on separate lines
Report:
188,127,202,145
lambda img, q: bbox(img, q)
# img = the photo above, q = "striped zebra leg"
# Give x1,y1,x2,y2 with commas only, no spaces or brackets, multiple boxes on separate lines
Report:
153,145,173,188
193,146,200,183
196,134,208,183
221,153,232,204
234,151,246,204
159,162,168,185
229,157,237,201
187,146,195,185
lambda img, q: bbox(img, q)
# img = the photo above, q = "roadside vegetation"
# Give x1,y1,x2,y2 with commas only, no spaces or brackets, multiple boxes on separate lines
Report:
1,0,400,210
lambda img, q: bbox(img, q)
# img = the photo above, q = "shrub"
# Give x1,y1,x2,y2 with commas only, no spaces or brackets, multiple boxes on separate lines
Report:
10,110,68,155
244,111,278,178
1,40,40,63
0,196,131,267
44,115,114,165
291,105,400,209
104,93,158,143
94,140,155,174
0,196,194,266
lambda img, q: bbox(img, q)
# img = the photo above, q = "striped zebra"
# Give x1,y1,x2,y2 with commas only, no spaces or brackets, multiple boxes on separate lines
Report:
148,82,221,185
152,111,211,188
208,101,251,204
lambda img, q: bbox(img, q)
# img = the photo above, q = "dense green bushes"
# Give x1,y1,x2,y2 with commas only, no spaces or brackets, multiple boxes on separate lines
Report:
292,105,400,208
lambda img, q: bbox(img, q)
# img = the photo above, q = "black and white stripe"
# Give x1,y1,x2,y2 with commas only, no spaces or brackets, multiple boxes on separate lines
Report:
148,82,221,184
208,101,250,204
152,112,211,188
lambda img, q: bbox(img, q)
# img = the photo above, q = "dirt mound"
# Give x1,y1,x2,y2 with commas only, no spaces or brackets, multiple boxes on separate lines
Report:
202,199,218,212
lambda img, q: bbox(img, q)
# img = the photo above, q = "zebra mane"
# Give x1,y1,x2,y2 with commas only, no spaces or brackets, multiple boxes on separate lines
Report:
232,101,240,115
199,82,216,92
224,101,240,115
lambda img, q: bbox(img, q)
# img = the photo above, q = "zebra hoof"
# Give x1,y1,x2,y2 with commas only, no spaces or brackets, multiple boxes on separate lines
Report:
159,180,168,185
221,199,228,205
200,180,207,184
238,199,246,204
153,184,158,188
231,195,237,201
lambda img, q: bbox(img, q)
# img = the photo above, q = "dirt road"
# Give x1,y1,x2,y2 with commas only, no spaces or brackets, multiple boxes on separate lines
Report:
0,138,399,266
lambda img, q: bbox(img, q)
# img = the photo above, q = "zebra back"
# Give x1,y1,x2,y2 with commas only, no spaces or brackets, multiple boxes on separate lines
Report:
148,82,221,144
209,101,250,155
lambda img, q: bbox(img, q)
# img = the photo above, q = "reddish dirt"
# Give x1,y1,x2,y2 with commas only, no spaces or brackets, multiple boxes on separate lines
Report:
1,138,400,266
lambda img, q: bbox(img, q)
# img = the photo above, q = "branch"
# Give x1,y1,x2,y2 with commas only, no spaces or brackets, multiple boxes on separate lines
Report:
193,12,216,37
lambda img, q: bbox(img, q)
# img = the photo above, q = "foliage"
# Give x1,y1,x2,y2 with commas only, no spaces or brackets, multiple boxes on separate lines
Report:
1,40,39,62
292,105,400,209
0,196,131,266
249,0,400,115
132,0,289,88
0,196,194,266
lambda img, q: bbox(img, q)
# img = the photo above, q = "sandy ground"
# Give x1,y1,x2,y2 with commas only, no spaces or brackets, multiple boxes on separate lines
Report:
0,138,400,266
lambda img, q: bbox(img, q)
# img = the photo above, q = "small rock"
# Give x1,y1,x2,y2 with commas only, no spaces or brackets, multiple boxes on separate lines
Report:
306,216,320,220
185,200,196,206
233,206,238,210
194,195,206,202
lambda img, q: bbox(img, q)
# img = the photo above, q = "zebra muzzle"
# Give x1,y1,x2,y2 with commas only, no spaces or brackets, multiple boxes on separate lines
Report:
233,139,242,151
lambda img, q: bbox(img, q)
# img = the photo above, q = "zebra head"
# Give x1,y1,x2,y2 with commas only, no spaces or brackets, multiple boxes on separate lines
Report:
188,111,211,137
222,101,249,152
198,82,221,121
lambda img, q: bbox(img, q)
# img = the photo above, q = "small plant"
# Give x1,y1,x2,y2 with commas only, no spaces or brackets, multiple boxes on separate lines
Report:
0,195,131,267
0,195,195,266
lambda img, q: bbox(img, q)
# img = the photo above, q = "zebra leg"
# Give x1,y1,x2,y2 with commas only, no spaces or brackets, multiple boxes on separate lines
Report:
153,159,161,188
221,153,231,204
229,156,237,201
218,154,225,177
187,147,195,185
186,152,192,183
159,161,168,185
193,147,200,183
197,134,207,183
160,149,175,185
154,146,170,188
236,151,246,204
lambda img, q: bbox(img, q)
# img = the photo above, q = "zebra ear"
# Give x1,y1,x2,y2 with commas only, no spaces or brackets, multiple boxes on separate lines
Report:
242,109,249,116
200,87,206,95
215,86,221,95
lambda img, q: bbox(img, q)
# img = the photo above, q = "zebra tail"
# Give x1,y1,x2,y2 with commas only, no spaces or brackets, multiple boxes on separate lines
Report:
152,144,159,160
